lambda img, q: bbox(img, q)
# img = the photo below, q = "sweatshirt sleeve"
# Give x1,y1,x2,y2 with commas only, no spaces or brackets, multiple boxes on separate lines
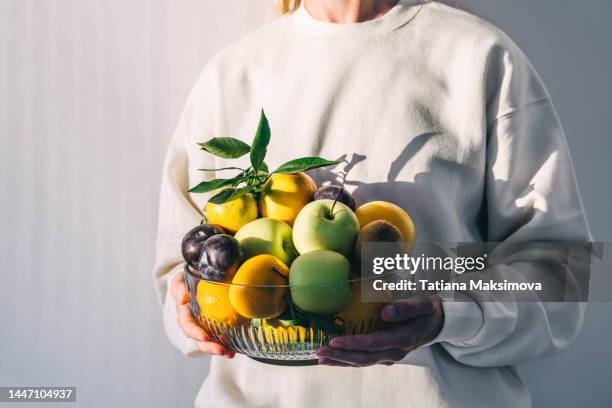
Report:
153,67,218,357
431,38,591,366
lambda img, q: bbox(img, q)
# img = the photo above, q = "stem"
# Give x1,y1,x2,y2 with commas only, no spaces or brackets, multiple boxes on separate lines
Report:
255,174,268,183
329,168,349,216
262,173,272,185
198,166,246,172
329,186,343,216
251,173,270,190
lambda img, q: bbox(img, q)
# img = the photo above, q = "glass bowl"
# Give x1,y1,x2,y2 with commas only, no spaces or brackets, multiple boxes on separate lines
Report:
184,264,390,366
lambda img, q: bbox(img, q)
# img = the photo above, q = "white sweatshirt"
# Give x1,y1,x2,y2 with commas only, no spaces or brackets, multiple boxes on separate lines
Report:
153,1,590,407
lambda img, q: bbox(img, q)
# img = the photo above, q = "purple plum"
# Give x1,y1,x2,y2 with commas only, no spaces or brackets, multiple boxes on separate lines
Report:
313,185,357,211
181,224,225,269
199,234,242,282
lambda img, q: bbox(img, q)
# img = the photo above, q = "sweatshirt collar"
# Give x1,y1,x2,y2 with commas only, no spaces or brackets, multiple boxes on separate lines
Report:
291,0,424,41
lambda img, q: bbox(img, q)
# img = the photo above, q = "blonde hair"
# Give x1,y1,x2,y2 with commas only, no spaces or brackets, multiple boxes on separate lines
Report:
276,0,301,14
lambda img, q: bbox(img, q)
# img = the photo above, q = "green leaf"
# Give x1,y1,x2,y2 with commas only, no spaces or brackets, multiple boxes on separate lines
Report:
249,110,271,172
208,186,252,204
198,137,250,159
259,161,269,174
188,178,233,194
273,157,340,174
230,177,247,187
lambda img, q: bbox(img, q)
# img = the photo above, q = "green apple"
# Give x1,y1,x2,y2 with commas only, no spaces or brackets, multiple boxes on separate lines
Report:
234,218,298,266
292,199,360,256
289,250,352,315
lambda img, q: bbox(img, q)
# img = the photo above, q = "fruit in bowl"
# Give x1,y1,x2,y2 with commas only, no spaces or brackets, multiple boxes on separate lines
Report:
184,262,374,363
181,224,225,269
353,220,403,260
196,280,245,327
289,250,353,315
205,193,258,234
338,281,392,333
234,218,298,266
198,234,242,282
259,173,317,225
355,201,416,245
313,185,357,211
254,317,312,344
180,110,417,364
292,199,360,256
228,254,289,319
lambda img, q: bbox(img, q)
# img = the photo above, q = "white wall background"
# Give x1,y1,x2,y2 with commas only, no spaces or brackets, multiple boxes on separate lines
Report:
0,1,610,407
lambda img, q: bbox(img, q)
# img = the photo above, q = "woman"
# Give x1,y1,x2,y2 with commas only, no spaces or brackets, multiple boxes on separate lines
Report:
154,1,590,406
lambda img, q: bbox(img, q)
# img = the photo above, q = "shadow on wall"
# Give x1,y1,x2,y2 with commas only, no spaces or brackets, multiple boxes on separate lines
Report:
311,129,596,302
311,131,487,242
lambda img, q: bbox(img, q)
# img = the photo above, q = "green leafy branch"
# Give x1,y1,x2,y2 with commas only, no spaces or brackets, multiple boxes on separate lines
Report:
189,109,340,204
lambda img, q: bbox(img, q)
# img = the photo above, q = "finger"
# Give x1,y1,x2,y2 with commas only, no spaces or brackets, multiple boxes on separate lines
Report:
329,326,412,351
171,273,189,305
317,345,406,367
177,303,208,342
330,332,394,351
330,315,435,351
318,357,356,367
194,340,233,357
381,295,437,322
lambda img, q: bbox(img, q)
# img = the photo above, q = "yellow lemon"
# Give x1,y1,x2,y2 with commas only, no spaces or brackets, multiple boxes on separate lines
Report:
229,254,289,319
259,318,312,344
196,280,245,327
205,193,258,234
338,282,392,334
355,201,416,245
259,173,317,226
